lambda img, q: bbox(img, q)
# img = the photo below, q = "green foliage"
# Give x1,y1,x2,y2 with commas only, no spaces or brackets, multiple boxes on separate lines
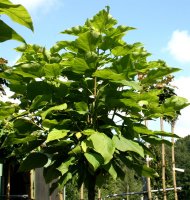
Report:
0,6,189,199
0,0,33,43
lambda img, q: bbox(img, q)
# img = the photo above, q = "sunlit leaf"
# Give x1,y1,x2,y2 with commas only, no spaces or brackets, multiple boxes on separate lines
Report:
46,129,69,143
0,0,33,31
113,135,144,157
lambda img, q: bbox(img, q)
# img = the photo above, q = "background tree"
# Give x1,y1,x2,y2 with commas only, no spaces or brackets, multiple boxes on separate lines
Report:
0,6,188,200
175,135,190,199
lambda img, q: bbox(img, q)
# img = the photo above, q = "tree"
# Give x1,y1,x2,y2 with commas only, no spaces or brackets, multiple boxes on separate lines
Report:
0,7,188,200
175,135,190,199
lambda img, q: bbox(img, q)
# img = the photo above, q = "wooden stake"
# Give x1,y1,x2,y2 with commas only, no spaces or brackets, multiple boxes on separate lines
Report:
160,117,167,200
30,170,35,200
58,192,63,200
98,188,101,200
80,183,84,200
171,122,178,200
145,120,152,200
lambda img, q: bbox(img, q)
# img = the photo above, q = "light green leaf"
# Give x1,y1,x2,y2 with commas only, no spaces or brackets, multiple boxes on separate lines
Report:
63,58,89,74
87,132,115,164
103,163,117,180
43,63,62,77
111,45,135,56
41,103,67,120
113,135,144,157
85,7,117,32
84,152,104,171
82,129,97,136
61,25,88,36
163,96,189,111
76,31,100,52
81,141,87,152
46,129,69,143
56,157,75,175
0,102,16,120
74,101,88,114
0,0,33,31
93,69,125,80
142,67,180,84
19,153,48,171
133,124,153,135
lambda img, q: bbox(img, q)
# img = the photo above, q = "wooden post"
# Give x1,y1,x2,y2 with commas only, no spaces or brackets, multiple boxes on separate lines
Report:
58,192,63,200
80,183,84,200
30,170,35,200
171,122,178,200
160,117,167,200
145,120,152,200
98,188,101,200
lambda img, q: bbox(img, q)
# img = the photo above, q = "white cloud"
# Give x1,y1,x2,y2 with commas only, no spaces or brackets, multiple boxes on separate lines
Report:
173,76,190,137
167,30,190,63
12,0,62,13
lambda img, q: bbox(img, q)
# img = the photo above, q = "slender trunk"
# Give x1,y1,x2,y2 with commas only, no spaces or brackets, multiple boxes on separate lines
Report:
171,122,178,200
145,120,152,200
160,117,167,200
87,174,96,200
80,183,84,200
6,164,11,200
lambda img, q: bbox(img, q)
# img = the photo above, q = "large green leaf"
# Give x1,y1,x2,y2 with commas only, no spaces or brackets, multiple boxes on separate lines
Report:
76,31,100,52
85,7,117,33
43,63,62,77
133,124,153,135
103,163,117,180
84,152,104,171
113,135,144,157
133,164,158,178
2,134,38,147
93,69,142,90
0,19,25,42
41,103,67,120
111,43,142,56
142,67,180,84
19,152,48,171
13,118,39,134
61,25,88,36
163,96,189,111
56,157,75,175
63,58,90,74
46,129,69,143
74,101,88,114
0,0,33,31
86,132,115,164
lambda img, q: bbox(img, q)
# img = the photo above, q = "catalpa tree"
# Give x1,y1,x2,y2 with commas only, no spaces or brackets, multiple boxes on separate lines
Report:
0,7,188,200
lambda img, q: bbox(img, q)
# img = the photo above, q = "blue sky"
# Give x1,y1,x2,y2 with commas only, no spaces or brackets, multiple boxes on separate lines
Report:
1,0,190,137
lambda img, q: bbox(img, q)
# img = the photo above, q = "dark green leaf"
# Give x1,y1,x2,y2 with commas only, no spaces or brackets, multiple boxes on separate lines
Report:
19,152,48,171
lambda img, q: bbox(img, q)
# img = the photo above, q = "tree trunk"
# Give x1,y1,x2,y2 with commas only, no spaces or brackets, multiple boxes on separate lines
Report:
160,117,167,200
171,122,178,200
87,174,96,200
